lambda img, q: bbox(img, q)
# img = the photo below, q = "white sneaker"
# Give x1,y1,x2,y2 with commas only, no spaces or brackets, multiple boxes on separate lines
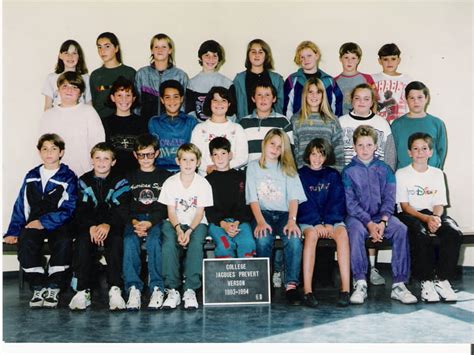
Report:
43,288,60,308
108,286,126,311
391,282,418,304
69,289,91,310
162,289,181,309
148,287,164,310
272,272,282,288
29,288,47,308
126,286,141,310
434,280,457,302
369,267,386,286
421,280,440,302
183,289,199,309
350,280,368,304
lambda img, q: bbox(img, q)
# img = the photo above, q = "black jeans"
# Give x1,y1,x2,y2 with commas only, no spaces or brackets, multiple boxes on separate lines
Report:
398,211,462,281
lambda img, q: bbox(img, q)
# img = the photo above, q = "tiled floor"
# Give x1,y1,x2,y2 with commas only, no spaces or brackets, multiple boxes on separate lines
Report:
3,268,473,343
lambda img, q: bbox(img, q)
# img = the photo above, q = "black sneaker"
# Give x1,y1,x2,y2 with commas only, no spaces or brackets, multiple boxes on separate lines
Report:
303,292,318,308
286,288,301,305
337,291,350,307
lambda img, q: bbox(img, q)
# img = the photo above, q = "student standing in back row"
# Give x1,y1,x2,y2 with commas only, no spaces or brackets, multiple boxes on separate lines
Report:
233,39,284,119
135,33,188,121
90,32,136,120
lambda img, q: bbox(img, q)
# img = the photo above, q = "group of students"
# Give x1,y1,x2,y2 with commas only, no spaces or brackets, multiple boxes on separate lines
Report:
3,32,463,311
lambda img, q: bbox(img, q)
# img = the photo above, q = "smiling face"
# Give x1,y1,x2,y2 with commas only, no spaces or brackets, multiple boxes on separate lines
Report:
306,84,323,113
111,88,135,116
211,148,232,171
210,93,230,119
134,146,159,172
176,151,199,176
59,45,79,71
58,81,81,107
406,89,428,116
151,38,172,63
161,87,183,116
201,51,219,72
91,150,116,177
309,148,326,170
299,48,319,73
354,136,377,161
408,138,433,165
39,140,64,169
97,37,119,65
340,52,360,74
352,88,373,116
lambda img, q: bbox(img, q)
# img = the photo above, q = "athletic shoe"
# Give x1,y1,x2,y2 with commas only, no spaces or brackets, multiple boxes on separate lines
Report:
183,289,199,309
148,287,165,310
29,288,47,308
420,280,440,303
162,289,181,309
43,287,60,308
337,291,350,307
272,272,282,288
108,286,126,311
350,280,368,304
69,289,91,310
302,292,318,308
369,267,386,286
391,282,418,304
434,280,457,302
126,286,141,310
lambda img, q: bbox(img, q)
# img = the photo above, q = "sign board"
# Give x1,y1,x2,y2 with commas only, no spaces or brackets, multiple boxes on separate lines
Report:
203,257,271,306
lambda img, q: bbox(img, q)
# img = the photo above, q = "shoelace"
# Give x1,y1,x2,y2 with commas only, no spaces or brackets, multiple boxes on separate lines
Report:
45,289,59,299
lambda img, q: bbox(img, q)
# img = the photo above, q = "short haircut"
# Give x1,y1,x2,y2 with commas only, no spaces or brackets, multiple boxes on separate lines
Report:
134,133,160,152
294,41,321,66
353,125,378,145
339,42,362,58
350,83,377,112
408,132,433,150
107,76,139,109
303,138,335,166
209,136,231,155
251,81,277,98
90,142,116,160
405,81,430,100
198,39,225,67
36,133,65,151
55,39,88,75
378,43,401,58
245,39,275,71
57,71,86,94
159,79,184,97
96,32,122,63
150,33,174,65
177,143,202,161
202,86,236,117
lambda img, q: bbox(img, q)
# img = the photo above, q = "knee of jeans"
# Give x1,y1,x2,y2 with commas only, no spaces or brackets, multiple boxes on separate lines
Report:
285,237,303,253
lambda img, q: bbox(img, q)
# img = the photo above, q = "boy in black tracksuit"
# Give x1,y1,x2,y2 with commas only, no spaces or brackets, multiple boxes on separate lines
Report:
69,142,130,311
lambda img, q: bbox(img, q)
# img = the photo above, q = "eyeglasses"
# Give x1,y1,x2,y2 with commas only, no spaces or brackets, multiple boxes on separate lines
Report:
136,152,156,159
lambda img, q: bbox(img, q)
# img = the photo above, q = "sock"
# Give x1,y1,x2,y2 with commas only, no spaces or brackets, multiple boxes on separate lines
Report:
369,255,376,268
286,283,296,291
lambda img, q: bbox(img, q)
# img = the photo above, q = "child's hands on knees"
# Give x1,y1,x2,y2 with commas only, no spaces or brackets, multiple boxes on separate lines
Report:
3,236,18,244
426,215,441,233
367,221,383,242
221,220,240,238
284,219,301,238
132,220,152,237
254,220,272,239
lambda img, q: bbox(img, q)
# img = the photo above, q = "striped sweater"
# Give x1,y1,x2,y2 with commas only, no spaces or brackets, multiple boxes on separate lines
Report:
239,110,293,164
291,112,345,172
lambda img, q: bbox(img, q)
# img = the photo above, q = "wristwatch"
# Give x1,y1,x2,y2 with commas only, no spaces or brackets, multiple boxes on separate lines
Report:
381,220,388,227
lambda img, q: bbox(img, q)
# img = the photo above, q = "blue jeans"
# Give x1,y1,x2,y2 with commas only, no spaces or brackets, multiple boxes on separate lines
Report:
253,210,303,286
208,221,256,258
123,216,164,291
